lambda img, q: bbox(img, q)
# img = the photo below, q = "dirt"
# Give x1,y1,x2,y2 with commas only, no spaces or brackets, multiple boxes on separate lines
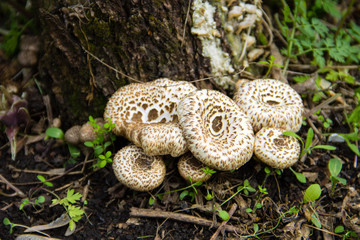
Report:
1,1,360,240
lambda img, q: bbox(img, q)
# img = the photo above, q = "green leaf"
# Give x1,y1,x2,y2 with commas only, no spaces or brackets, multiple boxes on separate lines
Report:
334,225,345,234
46,128,64,140
98,160,107,168
68,219,76,231
44,181,53,187
303,184,321,203
37,175,46,183
312,145,336,151
253,223,259,233
311,212,322,228
179,190,188,200
148,197,155,206
66,189,82,204
293,75,310,83
84,141,93,148
218,210,229,221
289,167,307,183
304,128,314,151
3,217,11,225
37,196,45,204
328,158,342,177
68,144,80,158
246,208,252,213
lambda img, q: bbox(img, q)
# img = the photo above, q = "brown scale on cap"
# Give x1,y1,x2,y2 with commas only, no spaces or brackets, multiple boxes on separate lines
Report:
177,89,254,171
112,145,166,191
233,79,304,132
178,152,212,183
254,127,300,169
104,78,197,156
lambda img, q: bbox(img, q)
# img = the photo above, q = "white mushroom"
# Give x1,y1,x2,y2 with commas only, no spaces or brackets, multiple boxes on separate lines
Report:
178,152,212,183
177,89,254,171
233,79,304,132
254,127,301,169
104,78,197,156
112,145,166,191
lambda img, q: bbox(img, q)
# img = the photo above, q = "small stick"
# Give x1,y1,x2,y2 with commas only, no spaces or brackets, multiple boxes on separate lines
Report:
129,207,240,232
210,203,238,240
0,174,26,198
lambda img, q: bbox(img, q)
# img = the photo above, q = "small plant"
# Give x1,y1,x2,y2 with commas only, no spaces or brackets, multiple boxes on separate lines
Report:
3,217,29,234
283,127,336,158
51,189,86,231
258,55,283,77
328,158,347,194
277,0,360,72
334,225,360,239
303,183,322,228
83,116,116,168
0,86,30,160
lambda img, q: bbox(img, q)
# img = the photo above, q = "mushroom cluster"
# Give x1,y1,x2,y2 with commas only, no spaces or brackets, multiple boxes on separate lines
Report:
233,79,304,169
105,78,304,191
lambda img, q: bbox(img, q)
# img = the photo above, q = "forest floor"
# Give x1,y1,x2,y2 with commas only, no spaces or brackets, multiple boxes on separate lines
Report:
1,1,360,240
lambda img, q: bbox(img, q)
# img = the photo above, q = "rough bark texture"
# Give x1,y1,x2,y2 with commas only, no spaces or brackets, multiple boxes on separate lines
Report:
36,0,211,123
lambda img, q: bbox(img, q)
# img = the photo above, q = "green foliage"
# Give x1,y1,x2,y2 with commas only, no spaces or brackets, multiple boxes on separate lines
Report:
303,184,321,203
289,167,307,183
283,128,336,158
258,55,283,77
45,127,65,140
0,19,33,56
328,158,347,194
84,116,116,169
37,174,53,187
277,0,360,71
52,189,85,231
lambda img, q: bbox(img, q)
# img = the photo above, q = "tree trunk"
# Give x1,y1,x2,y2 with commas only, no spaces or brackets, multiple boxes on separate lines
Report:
36,0,212,123
36,0,266,124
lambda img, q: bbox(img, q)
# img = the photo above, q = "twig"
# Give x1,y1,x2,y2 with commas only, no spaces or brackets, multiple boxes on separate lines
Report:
0,174,26,198
82,47,141,83
210,203,238,240
181,0,192,48
129,207,240,232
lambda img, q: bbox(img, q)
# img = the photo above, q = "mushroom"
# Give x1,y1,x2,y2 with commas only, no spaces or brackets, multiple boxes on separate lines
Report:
233,79,304,132
112,145,166,191
254,127,300,169
104,78,197,156
130,122,187,157
177,89,254,171
79,118,107,143
177,152,212,183
64,125,81,145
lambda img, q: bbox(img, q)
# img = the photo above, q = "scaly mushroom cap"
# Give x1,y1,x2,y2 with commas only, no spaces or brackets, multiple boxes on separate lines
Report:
177,89,254,171
233,79,304,132
178,152,212,183
254,127,300,169
104,78,197,156
130,122,187,157
112,145,166,191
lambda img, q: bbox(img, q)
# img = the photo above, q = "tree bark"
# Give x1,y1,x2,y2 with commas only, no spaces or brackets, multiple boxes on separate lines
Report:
36,0,212,123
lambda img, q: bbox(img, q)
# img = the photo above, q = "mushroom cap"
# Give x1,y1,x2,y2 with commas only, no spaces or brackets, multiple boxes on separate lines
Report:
104,78,197,137
112,145,166,191
130,122,187,157
64,125,81,145
177,89,254,171
254,127,300,169
104,78,196,156
178,152,212,183
233,79,304,132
